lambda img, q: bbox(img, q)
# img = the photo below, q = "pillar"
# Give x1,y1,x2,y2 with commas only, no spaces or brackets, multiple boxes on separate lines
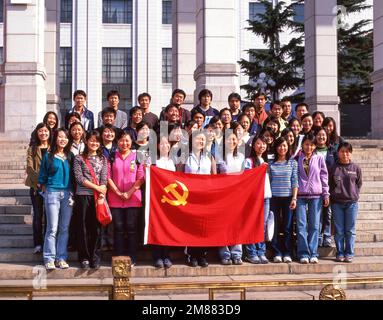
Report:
372,0,383,138
172,0,197,109
194,0,239,109
0,0,47,141
304,0,340,128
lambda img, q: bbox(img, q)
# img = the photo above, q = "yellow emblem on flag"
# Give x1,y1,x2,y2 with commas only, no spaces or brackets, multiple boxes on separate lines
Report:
161,180,189,206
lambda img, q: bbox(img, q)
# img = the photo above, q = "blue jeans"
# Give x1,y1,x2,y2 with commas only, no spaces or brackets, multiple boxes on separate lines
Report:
296,197,322,259
245,198,270,257
270,197,293,257
219,245,243,260
43,190,73,264
332,202,358,258
319,205,332,245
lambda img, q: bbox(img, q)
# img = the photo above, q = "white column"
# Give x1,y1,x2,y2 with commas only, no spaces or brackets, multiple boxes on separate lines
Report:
194,0,239,109
304,0,340,128
73,0,102,117
45,0,60,115
172,0,197,109
0,0,47,140
372,0,383,138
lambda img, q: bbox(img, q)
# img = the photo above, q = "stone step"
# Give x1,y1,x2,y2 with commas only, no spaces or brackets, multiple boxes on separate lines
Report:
359,194,383,202
0,215,32,224
361,176,383,181
357,230,383,242
0,224,32,236
359,202,383,210
319,242,383,257
0,197,31,205
0,179,26,185
359,211,383,220
0,236,34,248
0,205,31,215
0,173,26,180
357,220,383,231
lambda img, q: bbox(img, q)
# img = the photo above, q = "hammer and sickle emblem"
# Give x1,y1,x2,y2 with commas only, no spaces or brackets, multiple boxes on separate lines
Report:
161,180,189,206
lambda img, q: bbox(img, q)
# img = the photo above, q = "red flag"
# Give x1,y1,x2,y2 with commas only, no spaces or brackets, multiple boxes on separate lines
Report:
144,164,267,247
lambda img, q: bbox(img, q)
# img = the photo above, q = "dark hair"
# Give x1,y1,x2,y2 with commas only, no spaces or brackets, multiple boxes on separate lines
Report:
258,127,276,143
192,110,206,120
172,89,186,99
281,97,291,103
295,102,309,112
138,92,152,102
116,130,133,143
107,90,120,100
69,122,85,145
185,120,197,130
281,127,297,154
83,130,103,158
273,137,291,161
230,121,243,132
270,101,282,110
208,116,221,126
228,92,241,102
301,133,316,146
165,104,179,114
263,116,281,133
288,117,301,127
101,107,117,119
249,135,268,167
313,126,329,147
198,89,213,101
323,117,340,146
312,111,325,122
136,121,151,132
73,90,87,99
189,130,207,154
337,141,353,153
237,113,251,124
65,112,81,129
242,102,256,112
301,113,313,122
43,112,59,130
49,128,71,161
252,92,266,101
100,123,117,136
32,123,51,147
222,130,238,161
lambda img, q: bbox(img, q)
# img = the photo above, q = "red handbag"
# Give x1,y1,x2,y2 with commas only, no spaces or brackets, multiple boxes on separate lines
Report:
84,157,112,227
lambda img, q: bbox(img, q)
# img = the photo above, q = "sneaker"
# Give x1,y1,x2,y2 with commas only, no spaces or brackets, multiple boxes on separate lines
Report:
33,245,42,254
310,257,319,264
154,258,164,269
344,256,353,263
259,255,269,264
81,260,90,269
163,258,172,269
283,256,292,263
233,258,243,265
57,260,69,269
245,256,261,264
188,258,198,268
336,256,345,262
273,256,283,263
198,257,209,268
300,257,309,264
45,261,56,270
221,258,232,265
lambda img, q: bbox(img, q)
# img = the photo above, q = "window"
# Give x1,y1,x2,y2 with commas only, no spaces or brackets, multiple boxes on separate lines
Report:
103,0,132,24
61,0,73,23
102,48,132,111
249,2,266,22
162,48,172,84
0,0,3,24
60,47,72,84
292,3,304,24
162,0,172,24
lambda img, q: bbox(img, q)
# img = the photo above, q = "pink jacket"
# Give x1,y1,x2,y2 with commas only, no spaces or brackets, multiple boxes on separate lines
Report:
107,151,145,208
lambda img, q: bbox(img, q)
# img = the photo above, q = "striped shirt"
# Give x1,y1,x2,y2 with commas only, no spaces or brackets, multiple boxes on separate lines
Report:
269,159,298,197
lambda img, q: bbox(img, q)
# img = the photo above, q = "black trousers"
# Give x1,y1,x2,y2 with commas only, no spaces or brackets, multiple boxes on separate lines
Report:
30,188,46,247
75,195,101,264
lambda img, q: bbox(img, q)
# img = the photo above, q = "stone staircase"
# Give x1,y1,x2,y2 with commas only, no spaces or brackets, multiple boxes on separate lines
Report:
0,140,383,300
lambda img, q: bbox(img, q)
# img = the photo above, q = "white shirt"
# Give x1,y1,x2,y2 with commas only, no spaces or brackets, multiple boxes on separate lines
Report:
224,152,245,174
185,152,212,174
244,157,272,199
156,157,176,172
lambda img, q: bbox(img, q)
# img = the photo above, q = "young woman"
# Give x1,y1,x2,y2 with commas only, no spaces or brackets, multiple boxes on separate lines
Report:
300,113,314,135
107,131,145,265
323,117,344,150
238,114,253,144
185,120,199,136
65,112,81,130
217,132,245,265
244,136,272,264
281,128,296,158
101,124,117,161
73,130,108,269
26,123,51,254
314,127,336,247
258,127,276,162
312,111,325,129
219,108,232,130
178,131,217,267
296,134,330,264
329,142,362,263
69,122,86,156
38,129,73,270
288,118,304,158
152,135,176,268
125,106,143,141
263,116,281,138
231,122,251,158
269,137,298,263
29,111,59,146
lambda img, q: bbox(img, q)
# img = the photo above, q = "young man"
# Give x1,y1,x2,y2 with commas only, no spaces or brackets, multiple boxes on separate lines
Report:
97,90,128,129
281,98,293,122
66,90,94,132
295,103,309,122
228,93,242,121
138,92,159,130
252,92,269,127
269,101,287,133
160,89,191,128
191,89,219,128
97,107,122,136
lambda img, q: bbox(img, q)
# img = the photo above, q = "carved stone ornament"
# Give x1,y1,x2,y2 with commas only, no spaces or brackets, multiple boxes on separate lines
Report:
319,284,346,300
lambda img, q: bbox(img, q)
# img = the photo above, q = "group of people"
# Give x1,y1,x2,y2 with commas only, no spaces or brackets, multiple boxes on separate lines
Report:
25,87,362,270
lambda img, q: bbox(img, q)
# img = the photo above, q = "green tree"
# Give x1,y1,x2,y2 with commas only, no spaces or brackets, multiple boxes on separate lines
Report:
238,0,304,100
337,0,373,104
